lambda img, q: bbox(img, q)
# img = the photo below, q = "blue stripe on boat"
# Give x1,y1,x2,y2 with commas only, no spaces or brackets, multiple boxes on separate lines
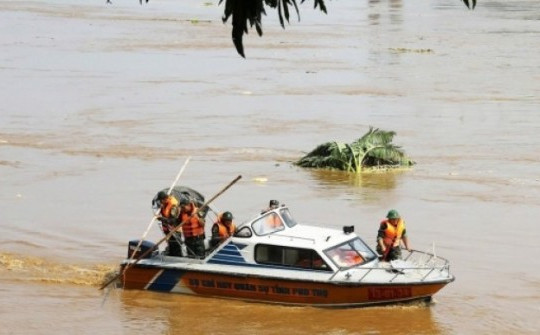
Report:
209,242,247,264
211,255,245,262
148,269,185,292
231,242,248,250
221,245,241,251
218,249,243,257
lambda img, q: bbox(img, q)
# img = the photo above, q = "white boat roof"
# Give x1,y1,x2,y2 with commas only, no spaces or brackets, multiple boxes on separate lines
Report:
238,206,362,251
254,224,358,250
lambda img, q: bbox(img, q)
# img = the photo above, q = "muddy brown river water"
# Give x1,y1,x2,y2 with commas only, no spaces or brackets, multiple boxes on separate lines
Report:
1,0,539,334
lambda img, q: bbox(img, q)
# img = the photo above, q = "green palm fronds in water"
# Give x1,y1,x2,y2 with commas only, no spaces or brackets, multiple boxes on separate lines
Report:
295,127,415,173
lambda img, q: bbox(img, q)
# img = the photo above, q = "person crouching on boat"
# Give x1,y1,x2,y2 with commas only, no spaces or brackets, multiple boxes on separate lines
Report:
376,209,411,261
179,196,206,258
210,211,236,248
156,191,183,257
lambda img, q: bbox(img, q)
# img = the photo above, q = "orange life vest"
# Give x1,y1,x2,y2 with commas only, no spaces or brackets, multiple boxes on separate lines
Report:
215,221,236,239
161,196,178,218
380,218,405,247
181,204,204,237
266,213,282,228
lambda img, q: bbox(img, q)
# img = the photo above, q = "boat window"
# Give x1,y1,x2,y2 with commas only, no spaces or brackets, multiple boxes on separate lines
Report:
279,208,298,227
255,244,331,271
234,226,252,238
251,212,285,236
350,238,377,263
257,244,283,264
325,238,377,268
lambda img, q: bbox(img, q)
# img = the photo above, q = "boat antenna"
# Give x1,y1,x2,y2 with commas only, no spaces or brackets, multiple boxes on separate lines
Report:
99,175,242,290
128,156,191,262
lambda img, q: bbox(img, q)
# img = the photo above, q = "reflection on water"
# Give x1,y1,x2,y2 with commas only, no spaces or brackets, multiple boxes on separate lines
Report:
307,168,401,190
118,289,442,335
369,0,403,26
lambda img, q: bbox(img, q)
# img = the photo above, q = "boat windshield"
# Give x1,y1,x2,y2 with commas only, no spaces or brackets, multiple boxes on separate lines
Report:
279,208,298,227
251,212,286,236
324,238,377,268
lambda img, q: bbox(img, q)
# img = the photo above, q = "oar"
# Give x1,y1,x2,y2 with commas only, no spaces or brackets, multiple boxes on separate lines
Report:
99,174,242,290
128,157,191,262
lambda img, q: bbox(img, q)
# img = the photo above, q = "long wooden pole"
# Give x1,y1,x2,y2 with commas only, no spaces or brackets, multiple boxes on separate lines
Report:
128,157,191,262
99,175,242,290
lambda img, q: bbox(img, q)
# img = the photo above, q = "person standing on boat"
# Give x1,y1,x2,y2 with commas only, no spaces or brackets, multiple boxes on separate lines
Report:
157,191,178,222
376,209,411,261
178,196,206,258
156,191,183,257
210,211,236,248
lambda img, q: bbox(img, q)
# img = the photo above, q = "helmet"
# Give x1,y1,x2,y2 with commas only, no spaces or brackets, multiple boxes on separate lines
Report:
179,196,190,206
269,200,279,208
386,209,400,219
221,211,233,222
157,191,168,201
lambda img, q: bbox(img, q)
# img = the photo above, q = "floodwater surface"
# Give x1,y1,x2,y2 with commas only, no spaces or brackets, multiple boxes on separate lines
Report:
1,0,539,334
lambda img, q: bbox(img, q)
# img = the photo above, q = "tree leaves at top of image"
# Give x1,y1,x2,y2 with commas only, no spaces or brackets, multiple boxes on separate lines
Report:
462,0,477,10
218,0,476,57
120,1,477,57
295,127,415,173
219,0,327,57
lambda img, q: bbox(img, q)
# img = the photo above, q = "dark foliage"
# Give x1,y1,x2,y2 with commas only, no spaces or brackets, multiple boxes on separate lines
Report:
219,0,327,57
118,1,476,57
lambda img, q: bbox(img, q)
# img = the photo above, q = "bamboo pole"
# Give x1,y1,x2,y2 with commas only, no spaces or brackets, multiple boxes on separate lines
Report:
99,175,242,290
128,157,191,262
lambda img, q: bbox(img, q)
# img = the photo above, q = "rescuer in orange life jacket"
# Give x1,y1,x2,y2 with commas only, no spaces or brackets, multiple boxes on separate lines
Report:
260,199,284,229
210,211,236,248
156,191,182,257
376,209,411,261
178,196,206,258
157,191,178,222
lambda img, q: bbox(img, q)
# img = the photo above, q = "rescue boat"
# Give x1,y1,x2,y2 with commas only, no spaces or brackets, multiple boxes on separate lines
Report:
120,202,454,307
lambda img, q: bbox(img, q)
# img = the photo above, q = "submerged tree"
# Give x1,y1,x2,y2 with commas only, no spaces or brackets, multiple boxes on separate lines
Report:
295,127,415,173
131,1,477,57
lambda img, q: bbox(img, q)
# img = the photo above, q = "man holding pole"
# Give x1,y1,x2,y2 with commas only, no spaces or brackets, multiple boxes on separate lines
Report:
156,191,183,256
178,196,206,258
100,175,242,291
376,209,411,261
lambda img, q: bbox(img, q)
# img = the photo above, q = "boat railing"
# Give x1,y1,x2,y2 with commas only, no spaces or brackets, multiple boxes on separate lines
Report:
330,249,451,283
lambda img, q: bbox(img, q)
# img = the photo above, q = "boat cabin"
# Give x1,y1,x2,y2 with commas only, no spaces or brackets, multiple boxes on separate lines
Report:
205,206,379,273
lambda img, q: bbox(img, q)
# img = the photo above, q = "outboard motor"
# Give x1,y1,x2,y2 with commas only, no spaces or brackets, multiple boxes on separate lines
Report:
127,240,157,259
